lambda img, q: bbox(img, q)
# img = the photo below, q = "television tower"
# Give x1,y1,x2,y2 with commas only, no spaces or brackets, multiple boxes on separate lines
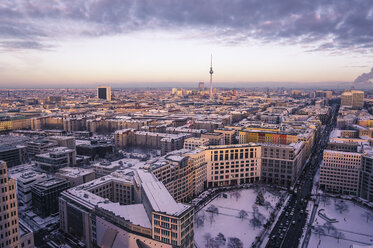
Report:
209,54,214,100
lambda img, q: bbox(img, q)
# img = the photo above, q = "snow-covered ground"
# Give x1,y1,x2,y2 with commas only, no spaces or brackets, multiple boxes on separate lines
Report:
194,187,283,248
308,197,373,248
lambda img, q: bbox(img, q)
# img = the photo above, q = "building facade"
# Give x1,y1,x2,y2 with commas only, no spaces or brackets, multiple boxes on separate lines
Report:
0,161,20,248
320,150,362,195
203,144,261,187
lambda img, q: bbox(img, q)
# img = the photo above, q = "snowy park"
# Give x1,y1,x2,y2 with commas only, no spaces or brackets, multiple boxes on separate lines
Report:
308,196,373,248
194,186,284,248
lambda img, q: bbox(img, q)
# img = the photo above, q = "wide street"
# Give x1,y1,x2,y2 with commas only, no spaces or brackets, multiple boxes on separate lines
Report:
265,103,339,248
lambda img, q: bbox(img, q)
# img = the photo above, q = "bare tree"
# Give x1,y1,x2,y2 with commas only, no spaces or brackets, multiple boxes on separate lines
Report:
208,212,215,225
215,233,226,246
203,233,212,245
250,217,262,230
196,215,205,228
335,200,349,214
231,190,241,201
320,195,330,207
313,225,325,238
250,206,265,229
335,231,345,244
263,201,273,210
323,222,337,235
205,238,220,248
256,190,265,206
207,205,219,215
238,210,248,220
207,205,219,224
361,211,373,223
227,237,243,248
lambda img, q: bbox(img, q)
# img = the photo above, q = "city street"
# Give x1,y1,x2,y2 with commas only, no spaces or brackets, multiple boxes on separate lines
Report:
265,104,338,248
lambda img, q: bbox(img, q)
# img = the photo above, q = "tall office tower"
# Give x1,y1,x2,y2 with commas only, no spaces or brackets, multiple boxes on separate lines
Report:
0,161,20,248
97,86,111,101
341,90,364,108
352,90,364,108
209,55,214,99
198,82,204,91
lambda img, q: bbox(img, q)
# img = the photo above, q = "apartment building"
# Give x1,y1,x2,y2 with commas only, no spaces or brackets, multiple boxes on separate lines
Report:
203,144,261,187
261,142,305,186
360,154,373,202
183,137,209,150
320,150,362,195
92,159,143,178
201,133,224,145
56,167,95,187
214,128,236,145
341,90,364,108
9,168,47,210
0,145,28,168
0,161,20,248
35,147,76,172
32,178,70,218
48,136,76,150
26,139,58,157
59,168,194,248
238,129,298,145
147,149,206,202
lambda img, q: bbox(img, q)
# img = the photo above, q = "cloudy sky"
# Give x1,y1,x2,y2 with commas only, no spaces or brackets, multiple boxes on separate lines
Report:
0,0,373,88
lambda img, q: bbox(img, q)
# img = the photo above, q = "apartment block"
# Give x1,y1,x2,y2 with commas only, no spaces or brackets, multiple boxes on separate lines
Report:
9,168,47,210
147,149,206,202
261,142,305,186
0,145,28,168
183,137,209,150
35,147,76,172
320,150,362,195
203,144,261,187
214,128,236,144
360,154,373,202
59,168,194,248
0,161,20,248
32,178,70,218
56,167,95,187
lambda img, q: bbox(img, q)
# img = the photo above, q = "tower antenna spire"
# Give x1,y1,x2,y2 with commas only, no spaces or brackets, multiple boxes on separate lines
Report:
209,54,214,100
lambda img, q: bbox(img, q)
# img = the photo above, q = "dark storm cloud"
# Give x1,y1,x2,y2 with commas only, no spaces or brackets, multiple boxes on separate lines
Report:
0,0,372,52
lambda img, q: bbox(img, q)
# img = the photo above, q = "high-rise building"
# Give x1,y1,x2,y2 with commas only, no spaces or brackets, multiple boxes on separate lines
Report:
341,90,364,108
0,161,20,248
198,82,204,91
97,86,111,101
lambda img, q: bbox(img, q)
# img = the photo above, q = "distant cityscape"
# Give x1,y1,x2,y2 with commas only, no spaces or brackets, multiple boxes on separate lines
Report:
0,84,372,248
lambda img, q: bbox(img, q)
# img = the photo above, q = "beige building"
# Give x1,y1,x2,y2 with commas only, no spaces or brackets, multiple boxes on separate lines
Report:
202,144,261,187
183,137,209,150
261,142,306,186
59,168,194,248
341,90,364,108
214,128,236,145
201,132,224,145
114,129,134,148
148,149,206,202
0,161,20,248
320,150,362,195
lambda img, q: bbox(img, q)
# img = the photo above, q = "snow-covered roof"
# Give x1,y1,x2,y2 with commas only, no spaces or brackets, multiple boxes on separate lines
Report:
141,181,190,216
